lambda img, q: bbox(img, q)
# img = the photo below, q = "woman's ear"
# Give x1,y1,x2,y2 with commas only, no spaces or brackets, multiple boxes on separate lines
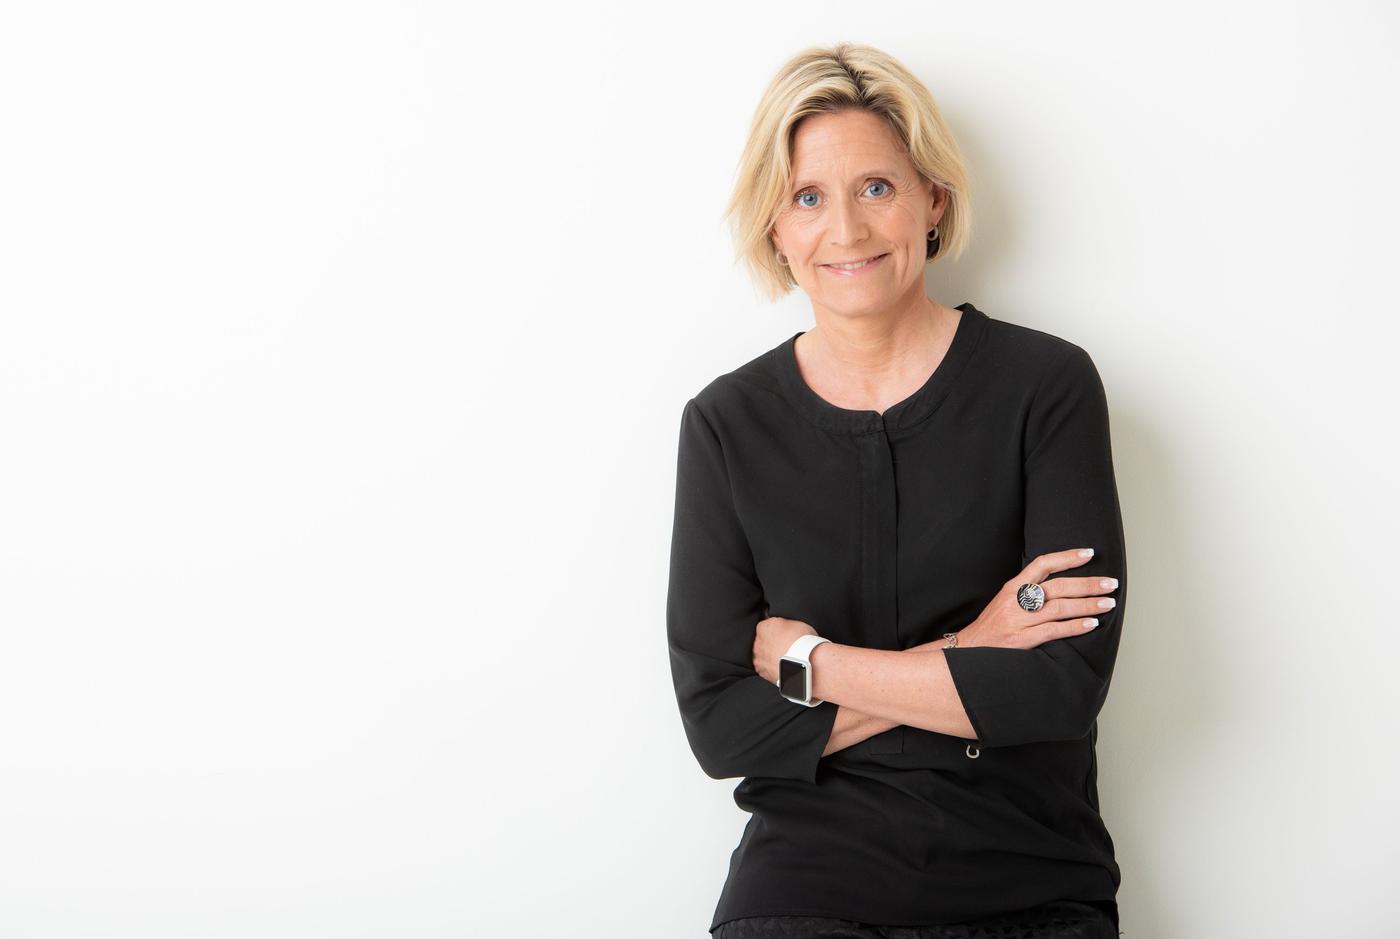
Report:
928,183,948,227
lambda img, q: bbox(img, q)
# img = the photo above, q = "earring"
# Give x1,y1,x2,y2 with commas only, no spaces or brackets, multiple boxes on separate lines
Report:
777,252,788,265
926,225,941,261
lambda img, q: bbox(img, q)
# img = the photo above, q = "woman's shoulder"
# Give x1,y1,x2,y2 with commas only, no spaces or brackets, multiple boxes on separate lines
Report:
683,333,793,423
981,309,1094,368
977,308,1104,396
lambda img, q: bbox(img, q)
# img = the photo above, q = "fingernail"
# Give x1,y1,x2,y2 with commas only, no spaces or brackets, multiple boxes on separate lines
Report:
1079,548,1094,558
1083,618,1099,629
1100,578,1118,589
1098,598,1116,609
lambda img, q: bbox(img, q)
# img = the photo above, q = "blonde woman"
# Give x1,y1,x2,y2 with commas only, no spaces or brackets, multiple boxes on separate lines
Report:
666,44,1126,939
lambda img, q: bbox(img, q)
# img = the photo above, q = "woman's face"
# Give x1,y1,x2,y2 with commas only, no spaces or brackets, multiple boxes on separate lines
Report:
770,108,946,320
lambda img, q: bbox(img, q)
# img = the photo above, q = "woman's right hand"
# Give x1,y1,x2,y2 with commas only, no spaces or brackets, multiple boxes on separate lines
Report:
952,547,1118,651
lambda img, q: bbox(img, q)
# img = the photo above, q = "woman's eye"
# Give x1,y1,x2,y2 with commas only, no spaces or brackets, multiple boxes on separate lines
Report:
794,180,892,207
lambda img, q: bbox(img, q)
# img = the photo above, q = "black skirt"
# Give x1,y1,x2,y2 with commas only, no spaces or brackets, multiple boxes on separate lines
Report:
712,899,1118,939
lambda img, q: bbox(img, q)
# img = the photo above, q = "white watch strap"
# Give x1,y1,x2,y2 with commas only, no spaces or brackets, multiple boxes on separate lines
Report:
783,634,830,662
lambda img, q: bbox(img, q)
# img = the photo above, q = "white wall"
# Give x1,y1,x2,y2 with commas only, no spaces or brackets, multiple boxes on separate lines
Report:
1,2,1395,937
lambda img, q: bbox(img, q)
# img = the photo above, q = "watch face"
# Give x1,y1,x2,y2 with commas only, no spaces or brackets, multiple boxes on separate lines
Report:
779,657,808,701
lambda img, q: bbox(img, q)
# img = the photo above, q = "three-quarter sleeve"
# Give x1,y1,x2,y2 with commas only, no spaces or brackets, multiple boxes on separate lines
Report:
943,343,1127,748
666,398,839,782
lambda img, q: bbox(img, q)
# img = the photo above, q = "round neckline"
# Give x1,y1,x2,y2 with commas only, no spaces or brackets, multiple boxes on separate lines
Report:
775,301,988,435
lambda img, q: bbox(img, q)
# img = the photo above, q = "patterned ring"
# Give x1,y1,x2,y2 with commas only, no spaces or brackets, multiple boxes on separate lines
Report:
1016,582,1046,612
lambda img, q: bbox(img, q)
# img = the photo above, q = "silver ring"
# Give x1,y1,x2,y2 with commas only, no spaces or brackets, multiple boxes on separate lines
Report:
1016,582,1046,612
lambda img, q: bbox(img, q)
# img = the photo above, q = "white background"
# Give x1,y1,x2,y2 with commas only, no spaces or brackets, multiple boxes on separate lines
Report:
2,2,1396,937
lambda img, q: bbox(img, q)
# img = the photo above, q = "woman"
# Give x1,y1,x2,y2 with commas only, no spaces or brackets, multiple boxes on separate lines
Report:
666,42,1128,938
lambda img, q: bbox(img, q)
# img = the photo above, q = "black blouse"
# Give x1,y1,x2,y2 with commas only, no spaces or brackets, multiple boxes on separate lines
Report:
665,303,1126,933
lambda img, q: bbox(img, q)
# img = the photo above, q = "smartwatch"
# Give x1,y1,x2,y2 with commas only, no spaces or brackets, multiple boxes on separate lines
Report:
778,634,831,707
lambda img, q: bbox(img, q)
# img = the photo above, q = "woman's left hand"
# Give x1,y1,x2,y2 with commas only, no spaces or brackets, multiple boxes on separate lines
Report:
752,614,819,684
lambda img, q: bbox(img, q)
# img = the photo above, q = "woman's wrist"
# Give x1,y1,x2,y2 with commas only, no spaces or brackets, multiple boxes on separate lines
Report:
905,635,954,654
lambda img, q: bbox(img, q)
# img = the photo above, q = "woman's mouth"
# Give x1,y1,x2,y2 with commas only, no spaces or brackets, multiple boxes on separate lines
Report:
820,253,889,275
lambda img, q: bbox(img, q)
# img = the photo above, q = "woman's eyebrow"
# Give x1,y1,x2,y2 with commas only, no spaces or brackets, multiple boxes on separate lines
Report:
791,168,903,189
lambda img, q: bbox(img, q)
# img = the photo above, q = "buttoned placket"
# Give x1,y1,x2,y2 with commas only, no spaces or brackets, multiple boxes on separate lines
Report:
860,414,904,755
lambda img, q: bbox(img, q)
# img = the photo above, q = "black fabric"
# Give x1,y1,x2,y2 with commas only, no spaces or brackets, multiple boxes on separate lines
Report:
665,304,1126,932
713,899,1119,938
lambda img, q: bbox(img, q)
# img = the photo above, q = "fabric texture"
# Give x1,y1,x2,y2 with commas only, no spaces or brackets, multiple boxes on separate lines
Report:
665,303,1127,932
713,899,1119,938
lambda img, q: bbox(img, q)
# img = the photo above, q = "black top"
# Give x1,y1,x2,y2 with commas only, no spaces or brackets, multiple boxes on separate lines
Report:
665,303,1125,933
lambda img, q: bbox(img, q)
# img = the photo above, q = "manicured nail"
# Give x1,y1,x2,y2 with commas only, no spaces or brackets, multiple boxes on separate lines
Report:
1079,548,1094,558
1098,598,1116,609
1083,618,1099,629
1100,578,1118,589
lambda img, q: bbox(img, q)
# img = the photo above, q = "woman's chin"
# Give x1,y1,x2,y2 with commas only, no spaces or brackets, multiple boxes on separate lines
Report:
812,283,907,316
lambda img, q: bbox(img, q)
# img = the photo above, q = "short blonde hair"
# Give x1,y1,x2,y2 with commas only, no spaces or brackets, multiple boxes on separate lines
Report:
723,42,972,302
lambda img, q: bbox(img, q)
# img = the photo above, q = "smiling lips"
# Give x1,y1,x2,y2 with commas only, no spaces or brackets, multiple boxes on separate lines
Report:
821,252,889,273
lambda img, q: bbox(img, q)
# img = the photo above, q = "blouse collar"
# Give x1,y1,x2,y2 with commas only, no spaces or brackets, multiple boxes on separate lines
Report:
774,302,989,435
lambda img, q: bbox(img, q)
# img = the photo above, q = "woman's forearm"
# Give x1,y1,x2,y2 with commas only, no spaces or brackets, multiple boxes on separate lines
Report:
821,705,901,756
819,639,967,755
811,640,978,740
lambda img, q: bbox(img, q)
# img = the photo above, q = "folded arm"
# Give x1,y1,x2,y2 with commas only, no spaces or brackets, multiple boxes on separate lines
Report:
814,344,1127,748
941,343,1127,747
666,398,840,782
818,635,952,755
809,643,977,738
